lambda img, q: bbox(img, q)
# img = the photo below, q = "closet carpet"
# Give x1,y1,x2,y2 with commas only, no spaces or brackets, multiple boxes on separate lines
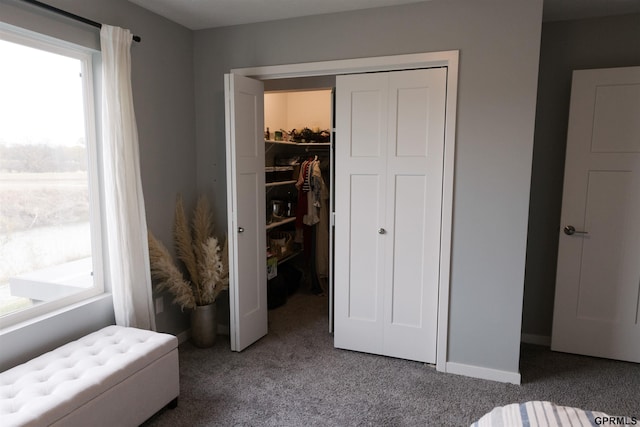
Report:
143,291,639,426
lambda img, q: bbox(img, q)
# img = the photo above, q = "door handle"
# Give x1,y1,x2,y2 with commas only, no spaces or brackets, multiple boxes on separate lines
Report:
378,228,386,235
563,225,588,236
238,227,244,233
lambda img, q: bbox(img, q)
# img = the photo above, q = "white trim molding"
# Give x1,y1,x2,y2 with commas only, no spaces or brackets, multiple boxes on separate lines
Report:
446,362,522,385
176,329,190,345
232,51,457,80
231,50,459,375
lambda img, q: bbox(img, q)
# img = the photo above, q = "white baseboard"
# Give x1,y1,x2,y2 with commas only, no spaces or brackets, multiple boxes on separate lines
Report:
521,333,551,346
176,324,228,345
176,329,190,345
446,362,521,385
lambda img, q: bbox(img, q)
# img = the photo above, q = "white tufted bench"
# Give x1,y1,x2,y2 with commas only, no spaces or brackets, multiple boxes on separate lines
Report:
0,325,179,427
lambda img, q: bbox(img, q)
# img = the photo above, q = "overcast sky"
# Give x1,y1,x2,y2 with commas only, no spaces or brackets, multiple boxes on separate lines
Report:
0,38,86,147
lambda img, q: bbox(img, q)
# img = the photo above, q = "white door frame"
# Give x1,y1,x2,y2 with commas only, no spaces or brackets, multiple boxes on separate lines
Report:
231,50,459,373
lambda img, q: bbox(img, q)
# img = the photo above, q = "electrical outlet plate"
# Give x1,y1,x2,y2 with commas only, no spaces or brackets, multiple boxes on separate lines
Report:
155,296,163,314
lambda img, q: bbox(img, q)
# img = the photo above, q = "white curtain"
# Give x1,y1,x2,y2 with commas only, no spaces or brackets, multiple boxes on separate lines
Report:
100,25,156,330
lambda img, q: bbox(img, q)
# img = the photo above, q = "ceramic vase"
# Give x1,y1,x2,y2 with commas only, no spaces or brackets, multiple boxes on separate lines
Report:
190,303,217,348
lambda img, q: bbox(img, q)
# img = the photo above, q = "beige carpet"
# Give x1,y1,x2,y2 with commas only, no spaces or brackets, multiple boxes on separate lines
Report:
143,291,639,426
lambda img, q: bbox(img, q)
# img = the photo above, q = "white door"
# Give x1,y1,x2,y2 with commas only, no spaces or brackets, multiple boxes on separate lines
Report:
551,66,640,363
334,68,447,364
224,73,268,351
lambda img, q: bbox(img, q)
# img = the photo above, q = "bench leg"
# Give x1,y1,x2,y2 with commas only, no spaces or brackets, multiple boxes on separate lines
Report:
168,397,178,409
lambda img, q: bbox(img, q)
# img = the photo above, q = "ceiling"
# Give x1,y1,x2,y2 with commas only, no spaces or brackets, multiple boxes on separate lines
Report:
127,0,427,30
127,0,640,30
543,0,640,22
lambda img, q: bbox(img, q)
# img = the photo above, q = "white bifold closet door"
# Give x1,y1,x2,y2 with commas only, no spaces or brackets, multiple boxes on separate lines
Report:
334,68,447,364
224,73,268,352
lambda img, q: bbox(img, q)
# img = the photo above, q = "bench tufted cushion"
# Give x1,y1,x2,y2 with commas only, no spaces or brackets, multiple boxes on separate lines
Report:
0,325,178,427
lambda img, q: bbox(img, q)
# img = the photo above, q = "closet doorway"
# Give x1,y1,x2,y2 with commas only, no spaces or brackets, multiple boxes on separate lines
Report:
263,86,334,315
224,51,459,372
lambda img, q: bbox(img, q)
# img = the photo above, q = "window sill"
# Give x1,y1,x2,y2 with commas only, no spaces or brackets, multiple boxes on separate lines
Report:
8,258,93,303
0,293,115,371
1,293,112,334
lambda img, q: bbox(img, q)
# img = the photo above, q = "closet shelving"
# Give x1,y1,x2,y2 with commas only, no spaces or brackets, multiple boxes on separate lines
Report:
266,216,295,231
265,140,300,265
265,180,297,188
265,142,330,186
265,139,330,265
265,140,331,145
265,140,330,155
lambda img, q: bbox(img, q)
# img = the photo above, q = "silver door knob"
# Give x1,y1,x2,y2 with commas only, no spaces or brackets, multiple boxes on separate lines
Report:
378,228,386,234
238,227,244,233
563,225,588,236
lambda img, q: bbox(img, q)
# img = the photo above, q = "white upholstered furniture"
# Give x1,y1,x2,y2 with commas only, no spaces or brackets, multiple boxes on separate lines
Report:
0,325,179,427
471,401,626,427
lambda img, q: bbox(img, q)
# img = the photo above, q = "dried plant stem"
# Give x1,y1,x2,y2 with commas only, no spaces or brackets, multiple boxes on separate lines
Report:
192,195,214,271
174,195,201,302
149,194,229,311
199,236,224,305
148,231,196,310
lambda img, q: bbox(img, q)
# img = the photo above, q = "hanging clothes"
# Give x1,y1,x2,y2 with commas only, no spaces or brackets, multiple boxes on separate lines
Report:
304,159,321,226
295,157,325,229
294,156,329,294
315,167,330,279
294,159,311,244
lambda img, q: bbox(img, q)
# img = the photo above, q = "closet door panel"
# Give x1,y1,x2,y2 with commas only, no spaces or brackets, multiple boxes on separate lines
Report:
224,74,267,352
334,73,387,354
395,86,430,157
347,174,382,321
384,68,446,363
235,91,260,158
383,172,436,362
383,69,446,363
236,172,262,314
389,174,427,328
350,90,384,158
335,68,446,364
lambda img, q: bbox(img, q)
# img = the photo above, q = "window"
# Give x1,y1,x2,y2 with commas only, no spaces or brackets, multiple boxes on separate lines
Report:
0,26,104,328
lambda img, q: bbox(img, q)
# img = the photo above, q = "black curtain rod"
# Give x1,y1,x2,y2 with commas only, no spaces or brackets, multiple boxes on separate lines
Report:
21,0,141,42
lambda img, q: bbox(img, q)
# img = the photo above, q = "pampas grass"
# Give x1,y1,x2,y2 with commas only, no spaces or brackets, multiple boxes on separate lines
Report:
199,236,226,305
192,196,214,271
149,194,228,310
174,196,200,293
148,231,196,310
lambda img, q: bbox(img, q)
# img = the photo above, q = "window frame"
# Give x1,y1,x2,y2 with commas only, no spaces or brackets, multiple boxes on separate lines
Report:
0,24,106,329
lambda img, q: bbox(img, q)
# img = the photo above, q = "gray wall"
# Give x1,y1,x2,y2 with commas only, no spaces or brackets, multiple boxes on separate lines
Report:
194,0,543,375
522,13,640,338
0,0,196,370
10,0,618,378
